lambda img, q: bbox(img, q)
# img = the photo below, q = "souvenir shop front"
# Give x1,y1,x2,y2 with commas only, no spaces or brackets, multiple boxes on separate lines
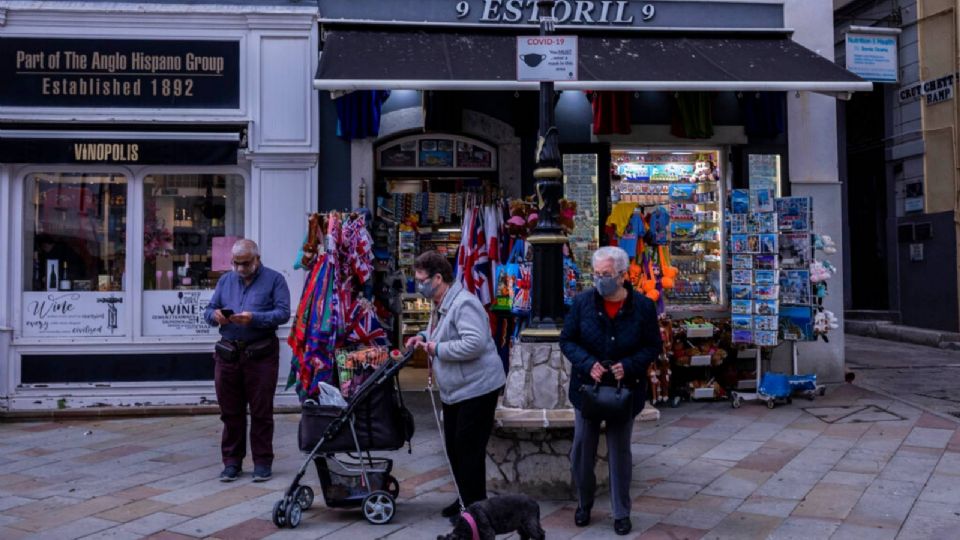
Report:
312,0,868,396
0,1,319,410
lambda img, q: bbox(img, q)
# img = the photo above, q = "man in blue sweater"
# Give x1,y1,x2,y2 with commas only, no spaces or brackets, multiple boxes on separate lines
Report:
204,239,290,482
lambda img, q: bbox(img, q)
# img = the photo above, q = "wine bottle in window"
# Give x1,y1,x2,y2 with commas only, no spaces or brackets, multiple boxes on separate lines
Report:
48,263,58,291
182,253,192,286
59,261,72,291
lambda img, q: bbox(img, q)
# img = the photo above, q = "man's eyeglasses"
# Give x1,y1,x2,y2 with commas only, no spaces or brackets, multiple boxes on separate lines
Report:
592,272,621,280
232,259,255,268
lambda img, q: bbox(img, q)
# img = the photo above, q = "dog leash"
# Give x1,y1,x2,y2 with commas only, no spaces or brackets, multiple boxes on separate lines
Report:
426,359,468,516
423,296,468,517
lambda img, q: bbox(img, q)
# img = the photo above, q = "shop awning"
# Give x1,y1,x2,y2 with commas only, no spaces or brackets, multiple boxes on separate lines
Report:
314,28,871,94
0,125,245,165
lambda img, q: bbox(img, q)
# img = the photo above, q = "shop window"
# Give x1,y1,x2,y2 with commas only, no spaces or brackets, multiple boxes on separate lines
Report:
141,174,244,336
22,173,128,337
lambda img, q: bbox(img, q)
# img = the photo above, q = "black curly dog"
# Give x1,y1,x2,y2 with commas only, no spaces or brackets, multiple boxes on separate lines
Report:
437,494,545,540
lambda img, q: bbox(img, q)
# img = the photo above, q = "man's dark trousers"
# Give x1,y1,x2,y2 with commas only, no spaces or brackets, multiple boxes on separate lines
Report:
214,336,279,468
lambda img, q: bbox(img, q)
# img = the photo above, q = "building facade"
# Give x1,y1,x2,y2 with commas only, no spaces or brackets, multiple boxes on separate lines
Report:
837,0,960,332
0,0,319,410
317,0,864,384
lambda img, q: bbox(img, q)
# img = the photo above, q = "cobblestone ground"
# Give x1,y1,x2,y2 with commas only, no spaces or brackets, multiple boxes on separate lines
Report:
2,375,960,538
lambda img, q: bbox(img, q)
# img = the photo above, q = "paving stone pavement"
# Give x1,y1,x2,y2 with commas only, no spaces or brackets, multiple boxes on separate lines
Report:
846,334,960,420
2,382,960,539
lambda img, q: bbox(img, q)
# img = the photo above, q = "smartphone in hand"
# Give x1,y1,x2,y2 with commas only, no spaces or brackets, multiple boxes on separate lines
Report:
220,308,235,318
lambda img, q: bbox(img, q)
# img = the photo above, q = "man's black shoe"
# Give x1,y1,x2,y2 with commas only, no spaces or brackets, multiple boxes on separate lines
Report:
219,464,241,482
574,505,591,527
441,499,462,518
614,517,632,535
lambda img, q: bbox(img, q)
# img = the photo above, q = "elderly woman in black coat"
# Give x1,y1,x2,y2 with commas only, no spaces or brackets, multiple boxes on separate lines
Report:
559,246,662,536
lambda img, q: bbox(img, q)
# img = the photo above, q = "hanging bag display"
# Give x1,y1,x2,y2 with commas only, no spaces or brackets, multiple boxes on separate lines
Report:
562,255,581,306
493,239,524,312
510,240,532,317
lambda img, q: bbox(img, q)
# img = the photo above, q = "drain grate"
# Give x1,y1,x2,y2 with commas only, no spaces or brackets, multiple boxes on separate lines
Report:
802,405,906,424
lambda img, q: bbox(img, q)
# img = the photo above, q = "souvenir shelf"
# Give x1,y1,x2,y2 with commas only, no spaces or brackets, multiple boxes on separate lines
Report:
399,293,431,339
610,149,726,307
666,318,734,403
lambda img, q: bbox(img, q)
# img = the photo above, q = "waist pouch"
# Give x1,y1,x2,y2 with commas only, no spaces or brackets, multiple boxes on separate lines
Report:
215,336,276,362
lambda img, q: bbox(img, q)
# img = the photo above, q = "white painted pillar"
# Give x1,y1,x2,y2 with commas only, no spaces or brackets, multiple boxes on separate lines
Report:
784,0,846,382
0,165,11,408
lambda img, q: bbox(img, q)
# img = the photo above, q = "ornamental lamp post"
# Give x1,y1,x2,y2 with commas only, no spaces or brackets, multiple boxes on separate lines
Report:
521,0,567,341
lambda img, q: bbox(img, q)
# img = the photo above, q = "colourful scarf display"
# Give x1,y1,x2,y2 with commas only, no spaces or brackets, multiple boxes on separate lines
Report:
286,211,389,401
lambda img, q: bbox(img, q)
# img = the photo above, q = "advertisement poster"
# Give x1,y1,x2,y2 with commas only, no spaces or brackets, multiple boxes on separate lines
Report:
22,291,126,337
142,290,216,336
212,236,241,272
748,154,781,195
563,153,600,288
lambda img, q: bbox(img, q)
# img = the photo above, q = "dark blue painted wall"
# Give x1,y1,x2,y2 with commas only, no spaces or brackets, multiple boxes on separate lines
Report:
318,92,353,211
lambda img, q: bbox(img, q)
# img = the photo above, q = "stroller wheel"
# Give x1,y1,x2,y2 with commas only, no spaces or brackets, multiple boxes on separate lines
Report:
732,397,742,409
385,476,400,498
294,485,314,510
272,500,287,528
285,499,303,528
363,491,395,525
766,399,776,410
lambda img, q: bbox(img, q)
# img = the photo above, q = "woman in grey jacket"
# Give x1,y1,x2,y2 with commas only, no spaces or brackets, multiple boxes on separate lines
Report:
405,251,506,519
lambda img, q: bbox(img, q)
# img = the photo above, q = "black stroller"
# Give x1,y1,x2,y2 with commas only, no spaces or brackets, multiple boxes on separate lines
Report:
272,350,414,529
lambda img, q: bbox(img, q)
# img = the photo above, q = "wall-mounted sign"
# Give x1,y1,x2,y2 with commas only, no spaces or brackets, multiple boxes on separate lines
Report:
909,243,924,262
0,38,239,108
0,134,239,165
845,33,898,83
923,74,954,106
317,0,784,30
464,0,653,24
142,290,216,336
898,72,958,106
22,292,126,337
898,82,922,104
517,35,578,81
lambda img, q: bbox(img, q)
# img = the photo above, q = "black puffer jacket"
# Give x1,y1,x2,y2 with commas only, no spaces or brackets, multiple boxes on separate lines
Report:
560,284,662,416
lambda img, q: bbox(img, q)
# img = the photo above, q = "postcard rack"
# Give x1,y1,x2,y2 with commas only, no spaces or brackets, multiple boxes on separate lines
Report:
726,190,826,408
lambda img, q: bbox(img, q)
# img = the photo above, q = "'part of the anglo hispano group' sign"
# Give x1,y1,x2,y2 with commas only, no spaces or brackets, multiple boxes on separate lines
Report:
0,38,239,108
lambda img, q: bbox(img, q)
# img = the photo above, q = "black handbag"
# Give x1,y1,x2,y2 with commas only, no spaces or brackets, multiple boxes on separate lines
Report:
579,364,632,424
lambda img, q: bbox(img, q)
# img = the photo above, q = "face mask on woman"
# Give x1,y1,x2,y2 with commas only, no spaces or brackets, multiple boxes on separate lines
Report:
595,274,621,298
418,276,438,299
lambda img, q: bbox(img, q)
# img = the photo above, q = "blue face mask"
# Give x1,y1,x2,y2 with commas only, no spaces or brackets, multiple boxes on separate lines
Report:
594,274,622,298
417,276,437,299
